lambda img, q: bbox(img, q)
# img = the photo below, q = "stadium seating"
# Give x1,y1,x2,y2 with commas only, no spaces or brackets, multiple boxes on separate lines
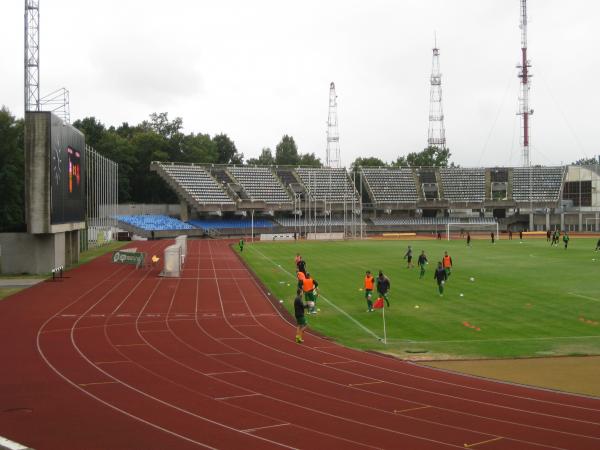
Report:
370,216,496,226
275,217,365,227
227,166,291,203
360,168,418,203
512,166,565,202
294,168,359,202
117,215,194,231
189,218,276,230
439,168,486,202
159,163,235,205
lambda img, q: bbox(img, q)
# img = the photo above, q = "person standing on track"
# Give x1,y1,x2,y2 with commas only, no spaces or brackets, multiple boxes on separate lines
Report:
376,270,391,307
404,245,414,269
294,288,309,343
434,262,448,296
302,272,319,314
417,250,428,279
364,270,375,312
442,251,453,279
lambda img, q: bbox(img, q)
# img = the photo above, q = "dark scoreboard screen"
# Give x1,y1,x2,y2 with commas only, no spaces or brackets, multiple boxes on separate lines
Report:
50,115,86,224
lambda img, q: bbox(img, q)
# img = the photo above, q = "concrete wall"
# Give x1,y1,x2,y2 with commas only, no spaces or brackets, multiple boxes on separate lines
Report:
0,232,70,274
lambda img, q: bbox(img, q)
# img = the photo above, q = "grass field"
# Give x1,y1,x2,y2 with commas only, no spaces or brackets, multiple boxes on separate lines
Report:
240,237,600,359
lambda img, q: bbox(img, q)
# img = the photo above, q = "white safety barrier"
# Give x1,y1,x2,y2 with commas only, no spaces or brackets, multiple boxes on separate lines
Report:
161,243,182,277
259,233,295,241
175,235,187,264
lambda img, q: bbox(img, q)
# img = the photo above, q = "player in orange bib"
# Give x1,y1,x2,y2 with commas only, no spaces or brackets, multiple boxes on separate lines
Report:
364,270,375,312
442,251,453,278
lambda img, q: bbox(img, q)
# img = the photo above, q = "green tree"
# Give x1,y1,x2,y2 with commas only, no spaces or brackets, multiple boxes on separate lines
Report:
350,156,387,169
298,152,322,167
247,147,275,166
393,146,453,167
72,117,106,148
0,107,25,231
213,133,243,164
572,157,599,165
180,133,218,164
275,135,300,165
146,112,183,139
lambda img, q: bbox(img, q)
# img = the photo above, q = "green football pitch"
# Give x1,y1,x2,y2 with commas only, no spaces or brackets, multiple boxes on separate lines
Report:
240,237,600,359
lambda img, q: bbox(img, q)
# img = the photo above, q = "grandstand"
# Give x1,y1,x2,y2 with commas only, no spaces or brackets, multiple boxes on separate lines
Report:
512,166,566,203
227,166,292,204
146,162,599,236
360,167,418,205
189,218,276,231
117,215,193,232
151,162,236,210
295,167,359,202
439,168,486,203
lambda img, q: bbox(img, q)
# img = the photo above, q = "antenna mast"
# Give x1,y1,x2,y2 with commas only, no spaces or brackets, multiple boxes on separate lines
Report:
24,0,40,112
517,0,533,166
427,34,446,150
326,82,340,168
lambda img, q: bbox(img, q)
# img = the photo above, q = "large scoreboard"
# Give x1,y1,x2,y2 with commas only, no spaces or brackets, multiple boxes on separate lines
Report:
49,114,85,224
25,112,86,234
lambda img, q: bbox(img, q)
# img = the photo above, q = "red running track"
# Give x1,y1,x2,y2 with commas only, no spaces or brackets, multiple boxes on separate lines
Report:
1,239,599,449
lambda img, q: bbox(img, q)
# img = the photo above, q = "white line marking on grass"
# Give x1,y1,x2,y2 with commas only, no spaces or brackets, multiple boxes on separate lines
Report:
0,436,31,450
568,292,600,303
248,246,383,342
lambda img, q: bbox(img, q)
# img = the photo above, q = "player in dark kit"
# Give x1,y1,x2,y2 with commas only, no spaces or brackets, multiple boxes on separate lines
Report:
491,232,495,244
376,271,391,307
466,232,471,247
417,251,428,279
434,262,448,296
404,246,414,268
563,232,570,249
297,258,307,275
293,288,309,343
596,239,600,251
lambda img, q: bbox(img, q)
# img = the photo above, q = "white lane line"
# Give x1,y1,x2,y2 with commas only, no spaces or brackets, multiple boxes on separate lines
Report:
243,423,291,433
205,370,246,376
0,435,32,450
215,393,261,401
79,381,119,387
394,405,431,414
248,246,382,341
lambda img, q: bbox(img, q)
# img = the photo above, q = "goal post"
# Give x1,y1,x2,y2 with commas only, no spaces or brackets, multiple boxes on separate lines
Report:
446,222,499,241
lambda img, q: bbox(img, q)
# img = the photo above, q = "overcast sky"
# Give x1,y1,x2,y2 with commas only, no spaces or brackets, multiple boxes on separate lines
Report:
1,0,598,167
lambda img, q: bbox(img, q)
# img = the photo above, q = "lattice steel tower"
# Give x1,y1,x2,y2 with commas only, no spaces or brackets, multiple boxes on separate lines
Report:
24,0,40,112
326,82,340,168
427,36,446,150
517,0,533,166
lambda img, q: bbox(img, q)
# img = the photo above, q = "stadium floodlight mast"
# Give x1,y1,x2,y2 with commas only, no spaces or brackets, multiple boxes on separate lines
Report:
427,33,447,151
24,0,40,112
517,0,533,167
326,82,340,168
